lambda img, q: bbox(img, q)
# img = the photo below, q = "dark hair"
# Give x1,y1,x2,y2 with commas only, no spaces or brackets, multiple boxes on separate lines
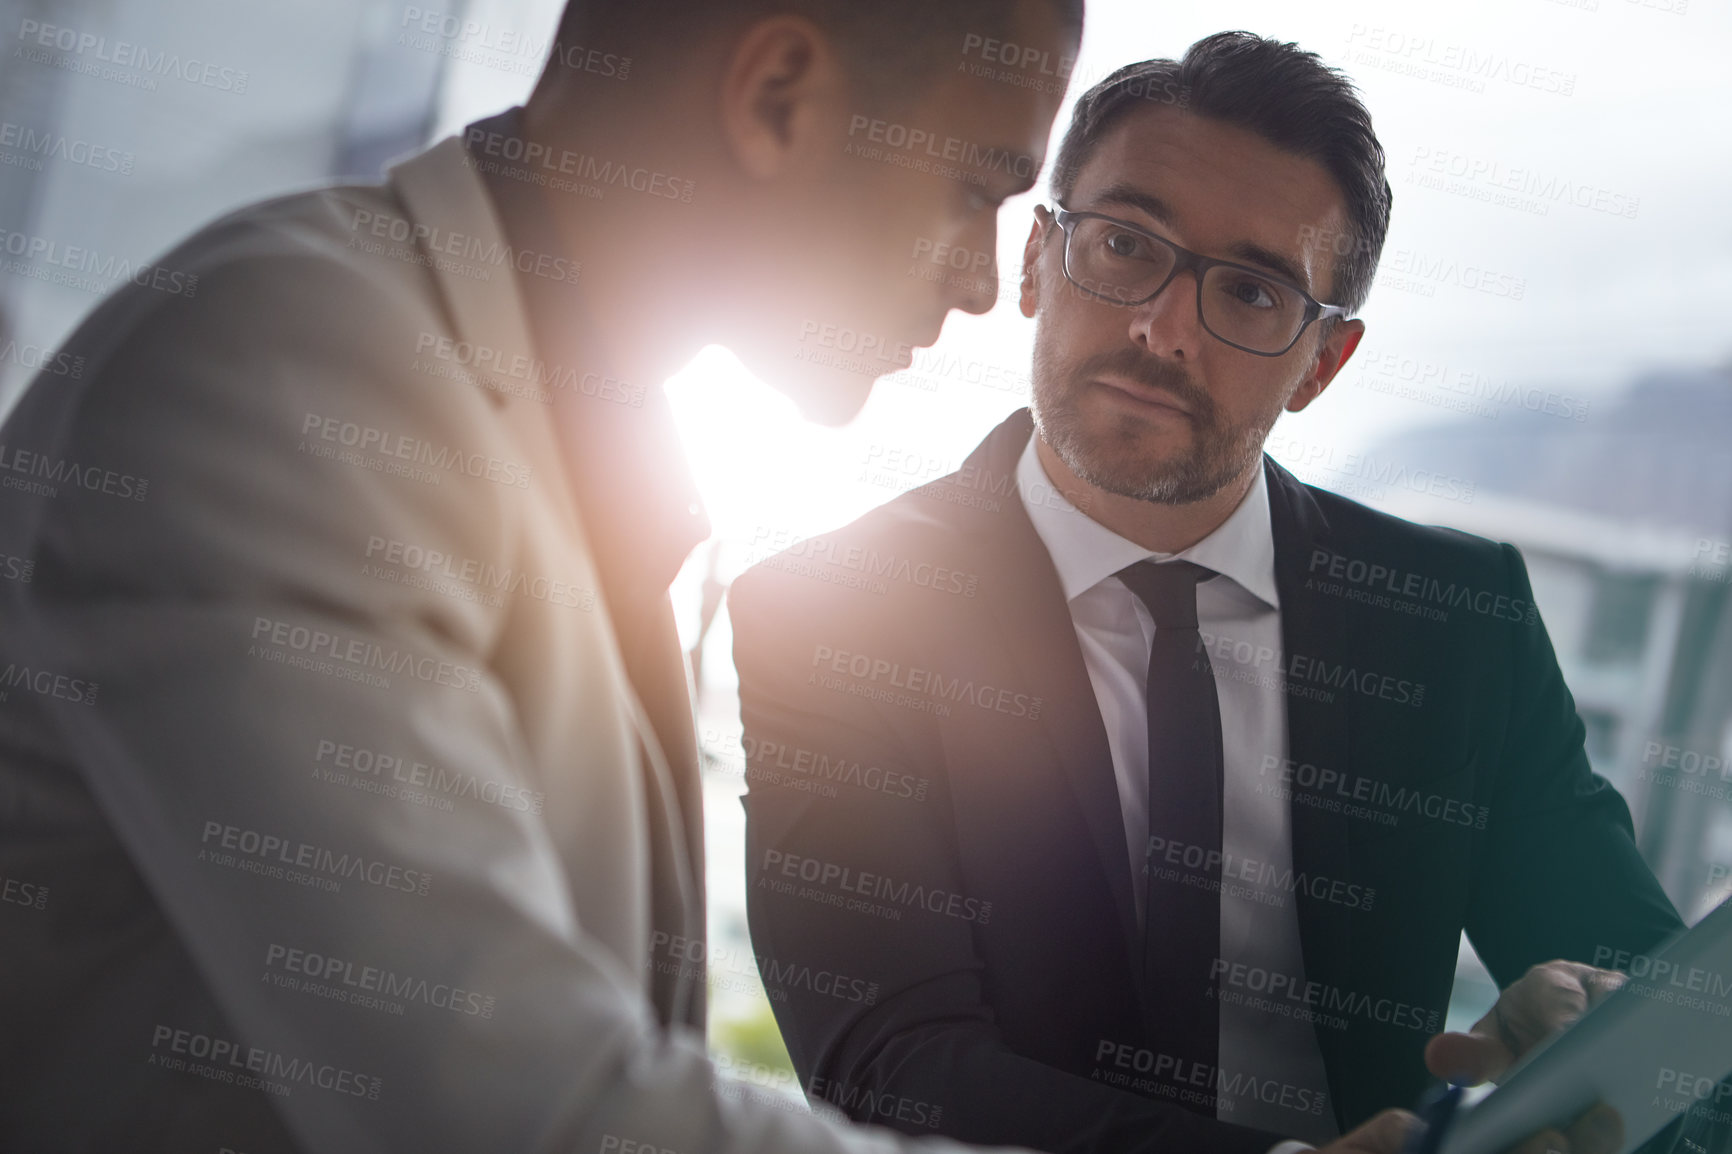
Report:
553,0,1084,110
1048,31,1392,316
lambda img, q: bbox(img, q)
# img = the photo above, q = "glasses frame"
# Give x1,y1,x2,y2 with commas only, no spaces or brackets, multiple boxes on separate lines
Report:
1045,203,1351,358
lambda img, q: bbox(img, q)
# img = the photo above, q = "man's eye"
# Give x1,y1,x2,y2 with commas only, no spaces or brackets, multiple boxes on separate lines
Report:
1103,230,1148,258
1221,277,1279,309
963,186,996,214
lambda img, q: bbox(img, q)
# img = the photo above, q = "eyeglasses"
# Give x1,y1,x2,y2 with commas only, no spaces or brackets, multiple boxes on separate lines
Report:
1043,204,1350,357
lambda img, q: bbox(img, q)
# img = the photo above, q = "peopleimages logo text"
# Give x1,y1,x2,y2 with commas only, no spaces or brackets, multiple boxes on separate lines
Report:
264,943,495,1017
1258,755,1487,831
762,850,992,924
17,20,249,92
811,644,1042,719
148,1025,379,1098
845,115,1036,181
201,820,434,895
1210,959,1441,1032
251,615,484,692
1307,548,1537,625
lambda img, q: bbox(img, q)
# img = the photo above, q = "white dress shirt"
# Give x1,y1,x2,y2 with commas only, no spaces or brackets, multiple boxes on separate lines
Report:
1017,437,1338,1146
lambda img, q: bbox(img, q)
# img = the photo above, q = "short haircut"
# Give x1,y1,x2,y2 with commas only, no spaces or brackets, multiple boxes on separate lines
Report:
553,0,1085,109
1048,31,1392,316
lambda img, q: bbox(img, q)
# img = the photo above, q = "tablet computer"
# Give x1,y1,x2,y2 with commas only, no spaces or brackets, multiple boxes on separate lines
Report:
1438,897,1732,1154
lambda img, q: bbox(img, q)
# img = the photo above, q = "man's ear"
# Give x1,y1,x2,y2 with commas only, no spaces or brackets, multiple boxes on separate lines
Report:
1019,208,1050,319
1287,318,1365,413
719,16,840,180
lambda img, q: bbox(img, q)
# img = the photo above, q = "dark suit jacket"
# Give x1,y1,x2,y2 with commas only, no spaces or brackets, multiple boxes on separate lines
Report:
730,407,1682,1154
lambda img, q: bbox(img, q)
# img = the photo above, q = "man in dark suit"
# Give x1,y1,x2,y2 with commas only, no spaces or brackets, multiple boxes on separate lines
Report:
730,33,1681,1154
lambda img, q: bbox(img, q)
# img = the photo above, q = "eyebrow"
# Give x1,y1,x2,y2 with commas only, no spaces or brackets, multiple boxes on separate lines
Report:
1225,240,1310,293
1091,183,1176,228
1085,181,1315,293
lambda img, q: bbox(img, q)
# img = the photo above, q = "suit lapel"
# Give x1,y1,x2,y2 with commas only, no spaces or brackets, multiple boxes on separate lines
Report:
625,597,707,1030
387,136,591,546
954,410,1145,997
387,135,707,1027
1267,457,1357,1123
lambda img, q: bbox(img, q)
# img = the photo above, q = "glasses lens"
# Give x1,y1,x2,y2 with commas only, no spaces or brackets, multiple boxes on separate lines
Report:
1063,216,1176,306
1199,264,1306,355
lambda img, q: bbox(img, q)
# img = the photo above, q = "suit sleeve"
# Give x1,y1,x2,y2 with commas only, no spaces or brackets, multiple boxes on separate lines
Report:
730,569,1286,1154
1462,543,1682,984
0,238,999,1154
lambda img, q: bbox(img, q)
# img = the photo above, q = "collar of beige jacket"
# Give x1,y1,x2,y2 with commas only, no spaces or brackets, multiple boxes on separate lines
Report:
386,135,589,544
386,130,696,836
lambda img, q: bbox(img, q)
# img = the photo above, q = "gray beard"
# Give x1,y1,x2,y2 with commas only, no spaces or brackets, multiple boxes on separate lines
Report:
1030,343,1275,506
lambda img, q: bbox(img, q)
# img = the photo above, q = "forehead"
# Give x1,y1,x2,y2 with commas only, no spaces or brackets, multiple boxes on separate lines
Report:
1070,104,1352,292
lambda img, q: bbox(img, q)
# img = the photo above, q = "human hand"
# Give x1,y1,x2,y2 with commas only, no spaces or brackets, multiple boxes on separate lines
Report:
1314,1102,1623,1154
1425,961,1626,1086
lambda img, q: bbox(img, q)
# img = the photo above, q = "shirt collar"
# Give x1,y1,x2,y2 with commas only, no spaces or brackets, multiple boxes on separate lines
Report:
1016,432,1279,610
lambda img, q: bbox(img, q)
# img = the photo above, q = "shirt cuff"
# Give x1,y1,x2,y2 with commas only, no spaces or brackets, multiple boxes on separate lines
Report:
1268,1141,1318,1154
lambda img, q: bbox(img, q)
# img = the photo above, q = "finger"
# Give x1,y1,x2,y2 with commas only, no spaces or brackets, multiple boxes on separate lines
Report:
1564,1104,1624,1154
1579,967,1627,1011
1468,1002,1508,1042
1346,1109,1421,1154
1495,965,1592,1058
1549,961,1623,1012
1506,1127,1570,1154
1425,1029,1509,1085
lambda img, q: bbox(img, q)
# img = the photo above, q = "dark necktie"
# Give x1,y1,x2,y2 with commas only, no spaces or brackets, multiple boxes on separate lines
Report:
1117,558,1223,1113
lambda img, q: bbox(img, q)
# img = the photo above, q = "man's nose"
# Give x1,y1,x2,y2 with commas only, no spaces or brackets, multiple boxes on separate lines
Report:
1128,271,1204,360
933,229,1000,317
954,254,1000,316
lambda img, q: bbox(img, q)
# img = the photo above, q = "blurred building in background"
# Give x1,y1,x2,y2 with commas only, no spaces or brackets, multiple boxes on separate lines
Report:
1377,367,1732,914
1372,367,1732,1021
0,0,446,407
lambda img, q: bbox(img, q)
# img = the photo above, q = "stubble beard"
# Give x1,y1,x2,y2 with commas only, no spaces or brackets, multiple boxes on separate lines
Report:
1030,341,1279,506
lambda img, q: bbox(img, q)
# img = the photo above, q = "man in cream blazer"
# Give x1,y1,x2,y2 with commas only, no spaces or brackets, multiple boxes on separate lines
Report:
0,1,1084,1149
